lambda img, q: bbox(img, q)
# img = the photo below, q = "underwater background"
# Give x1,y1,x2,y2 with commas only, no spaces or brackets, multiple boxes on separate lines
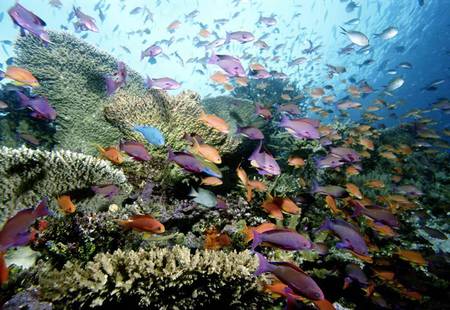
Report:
0,0,449,309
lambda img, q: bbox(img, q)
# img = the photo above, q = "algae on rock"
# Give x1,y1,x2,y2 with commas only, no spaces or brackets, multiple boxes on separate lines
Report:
39,246,273,309
0,146,131,221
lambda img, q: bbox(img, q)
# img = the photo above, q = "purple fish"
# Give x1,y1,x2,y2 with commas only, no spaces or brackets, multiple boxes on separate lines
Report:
208,52,246,77
252,228,312,251
279,115,320,140
0,198,49,252
258,15,277,27
183,133,205,145
105,61,127,96
119,140,151,161
396,185,423,196
352,201,399,228
318,218,369,256
225,31,255,44
255,103,272,119
311,182,346,197
16,91,57,121
91,184,120,199
249,69,272,79
236,126,264,140
330,147,360,163
8,3,51,44
315,154,345,169
255,253,325,300
248,141,280,175
73,7,99,32
168,148,204,174
146,76,180,90
141,44,162,61
344,263,369,288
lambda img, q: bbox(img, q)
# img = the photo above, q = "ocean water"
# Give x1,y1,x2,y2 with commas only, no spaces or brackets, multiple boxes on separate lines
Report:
0,0,449,309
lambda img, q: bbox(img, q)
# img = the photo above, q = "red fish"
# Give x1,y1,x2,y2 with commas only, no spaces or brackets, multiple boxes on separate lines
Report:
118,214,165,234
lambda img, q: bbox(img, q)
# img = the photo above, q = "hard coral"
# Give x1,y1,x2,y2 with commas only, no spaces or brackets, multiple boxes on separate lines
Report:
39,246,273,309
0,146,131,221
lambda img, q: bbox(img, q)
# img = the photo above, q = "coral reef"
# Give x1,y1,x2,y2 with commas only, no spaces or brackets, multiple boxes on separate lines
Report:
0,145,131,220
104,89,241,154
39,246,273,309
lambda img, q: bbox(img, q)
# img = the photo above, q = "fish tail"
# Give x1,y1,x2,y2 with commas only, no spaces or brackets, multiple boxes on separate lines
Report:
140,51,145,61
0,70,4,81
339,26,347,34
351,200,364,217
33,197,50,218
316,218,332,233
224,32,231,44
310,179,319,194
145,76,153,88
0,252,8,285
167,146,175,161
254,252,273,276
251,230,263,250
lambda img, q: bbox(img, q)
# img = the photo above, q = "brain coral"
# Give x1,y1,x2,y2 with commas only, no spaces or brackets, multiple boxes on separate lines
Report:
0,146,131,221
39,246,274,309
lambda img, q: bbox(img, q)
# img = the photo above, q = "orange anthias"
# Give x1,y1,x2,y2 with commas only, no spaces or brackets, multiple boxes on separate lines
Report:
0,252,8,285
3,66,40,87
204,227,231,250
97,145,124,164
57,195,76,214
396,249,427,266
118,215,165,234
199,111,230,134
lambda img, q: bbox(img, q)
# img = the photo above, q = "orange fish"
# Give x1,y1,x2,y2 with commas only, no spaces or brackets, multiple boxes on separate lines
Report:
366,220,397,237
198,28,211,38
359,137,374,150
281,93,291,100
236,165,253,201
261,199,283,220
379,151,397,161
191,138,221,164
346,183,363,199
1,66,39,87
264,281,289,298
210,71,229,84
118,214,165,234
224,83,234,91
235,76,248,86
288,156,305,168
96,145,124,164
199,111,229,134
204,227,231,250
201,176,223,186
243,222,277,242
248,180,267,192
401,290,422,301
396,249,427,266
0,252,8,285
365,180,385,189
167,20,181,31
57,195,76,214
348,250,373,263
325,195,339,214
391,175,402,183
345,165,360,176
372,268,395,281
272,197,301,214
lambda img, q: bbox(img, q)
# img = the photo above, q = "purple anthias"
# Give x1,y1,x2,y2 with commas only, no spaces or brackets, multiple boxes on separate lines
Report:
225,31,255,44
119,140,151,161
16,91,57,121
330,147,361,163
315,154,345,169
311,182,347,198
0,198,50,252
8,3,51,44
236,126,264,140
249,69,272,79
141,44,162,60
248,141,281,176
73,7,99,32
146,76,181,90
91,184,120,199
105,61,127,96
168,148,204,174
208,52,246,77
396,185,423,197
279,115,320,140
252,228,312,251
318,218,369,256
344,263,369,288
352,201,399,228
255,103,272,119
255,253,325,301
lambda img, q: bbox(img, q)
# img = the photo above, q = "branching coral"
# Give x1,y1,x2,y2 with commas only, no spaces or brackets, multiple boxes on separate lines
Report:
0,146,131,220
39,246,273,309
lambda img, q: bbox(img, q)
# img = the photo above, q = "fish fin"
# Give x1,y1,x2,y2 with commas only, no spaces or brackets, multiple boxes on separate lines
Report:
188,187,198,197
0,70,4,80
116,219,131,229
130,214,154,220
251,230,262,250
339,26,347,34
0,252,8,285
343,277,352,289
33,197,49,218
316,218,332,232
313,299,336,310
224,32,231,44
336,240,351,250
254,252,273,276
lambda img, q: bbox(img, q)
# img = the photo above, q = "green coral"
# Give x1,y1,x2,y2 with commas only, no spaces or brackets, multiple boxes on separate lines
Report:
14,31,143,154
39,246,273,309
104,89,240,154
0,145,131,220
